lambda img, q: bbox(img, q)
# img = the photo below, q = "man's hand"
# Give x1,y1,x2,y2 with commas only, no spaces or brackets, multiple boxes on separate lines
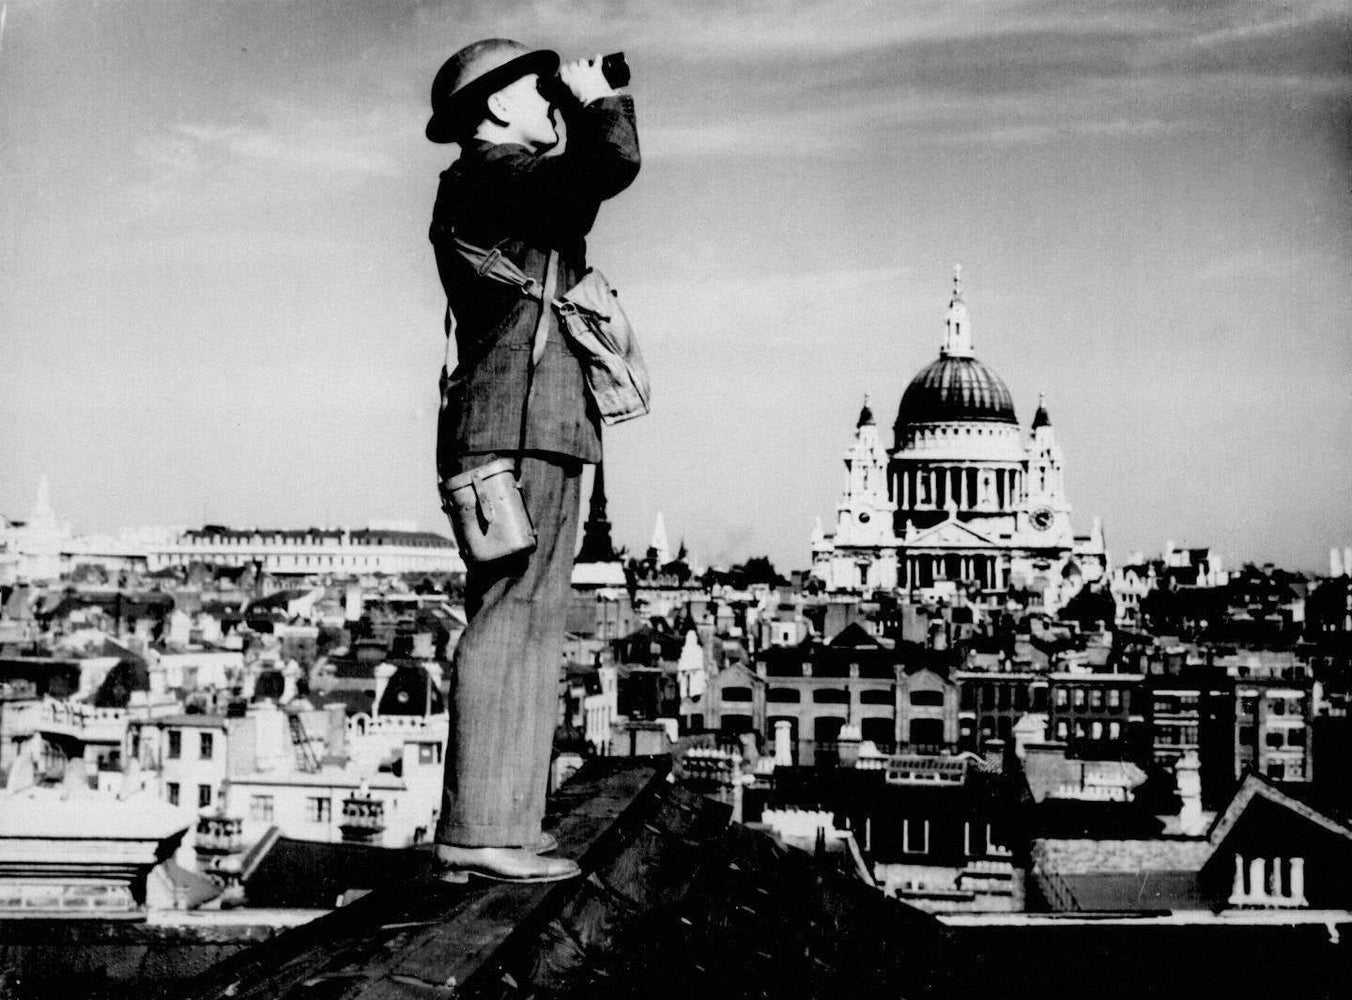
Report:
558,55,618,106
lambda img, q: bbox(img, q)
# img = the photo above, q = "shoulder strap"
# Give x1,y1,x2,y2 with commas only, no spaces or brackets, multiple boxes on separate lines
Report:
532,251,558,364
515,248,559,468
452,236,544,298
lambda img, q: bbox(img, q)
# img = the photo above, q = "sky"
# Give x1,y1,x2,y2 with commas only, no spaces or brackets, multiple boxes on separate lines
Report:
1,0,1349,573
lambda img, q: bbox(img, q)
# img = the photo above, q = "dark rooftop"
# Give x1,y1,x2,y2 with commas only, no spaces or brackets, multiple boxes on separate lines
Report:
174,759,970,1000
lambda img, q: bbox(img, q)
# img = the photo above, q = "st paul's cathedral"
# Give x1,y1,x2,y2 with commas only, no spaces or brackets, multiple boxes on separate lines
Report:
810,268,1107,613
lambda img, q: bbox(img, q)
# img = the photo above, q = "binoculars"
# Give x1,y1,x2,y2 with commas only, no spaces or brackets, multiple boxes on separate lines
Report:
538,52,630,104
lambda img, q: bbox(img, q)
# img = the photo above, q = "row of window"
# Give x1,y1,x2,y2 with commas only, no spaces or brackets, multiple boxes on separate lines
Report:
166,782,215,809
1155,724,1200,746
166,729,214,761
895,820,1003,857
243,795,349,823
1152,693,1200,714
1238,725,1307,749
1238,695,1306,717
759,716,897,744
191,534,445,549
963,684,1044,712
1053,687,1127,710
758,687,897,706
1054,719,1124,742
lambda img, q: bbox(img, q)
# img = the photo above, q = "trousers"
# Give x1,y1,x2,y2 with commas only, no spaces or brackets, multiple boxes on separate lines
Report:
434,451,583,847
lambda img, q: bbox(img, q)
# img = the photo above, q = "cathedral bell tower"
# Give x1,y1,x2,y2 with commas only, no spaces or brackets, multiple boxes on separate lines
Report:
836,397,896,547
810,398,899,592
1021,393,1071,543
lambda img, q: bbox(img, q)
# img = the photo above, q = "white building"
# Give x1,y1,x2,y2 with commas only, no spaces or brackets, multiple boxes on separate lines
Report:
149,525,463,577
812,269,1108,612
583,664,619,754
0,477,71,584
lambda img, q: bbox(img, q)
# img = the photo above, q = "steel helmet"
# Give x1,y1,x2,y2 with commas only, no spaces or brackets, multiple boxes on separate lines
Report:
426,38,559,143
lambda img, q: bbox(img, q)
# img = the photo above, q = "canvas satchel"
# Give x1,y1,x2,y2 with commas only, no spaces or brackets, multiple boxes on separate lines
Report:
450,236,651,425
553,269,650,425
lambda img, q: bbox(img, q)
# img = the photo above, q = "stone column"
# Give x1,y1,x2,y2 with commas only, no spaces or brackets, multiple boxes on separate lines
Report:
1249,858,1266,902
1230,855,1245,904
1291,857,1306,904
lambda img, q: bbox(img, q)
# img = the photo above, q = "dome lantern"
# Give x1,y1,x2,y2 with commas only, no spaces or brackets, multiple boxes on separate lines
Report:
941,264,973,359
894,269,1017,434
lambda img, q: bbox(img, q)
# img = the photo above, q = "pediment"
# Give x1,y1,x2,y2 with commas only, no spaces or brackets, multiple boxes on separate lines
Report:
906,517,999,549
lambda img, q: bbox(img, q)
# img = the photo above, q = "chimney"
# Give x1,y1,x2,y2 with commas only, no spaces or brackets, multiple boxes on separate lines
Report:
249,700,288,772
281,659,301,704
61,758,93,799
1175,750,1205,836
323,702,348,763
738,731,759,771
774,720,793,768
1012,713,1048,760
226,714,256,776
117,757,143,800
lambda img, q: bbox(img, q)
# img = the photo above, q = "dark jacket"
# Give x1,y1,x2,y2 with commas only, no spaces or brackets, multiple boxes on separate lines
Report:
431,95,640,470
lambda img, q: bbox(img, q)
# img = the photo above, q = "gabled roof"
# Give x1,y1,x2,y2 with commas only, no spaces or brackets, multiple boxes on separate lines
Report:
906,515,1000,549
1207,770,1352,848
827,621,881,649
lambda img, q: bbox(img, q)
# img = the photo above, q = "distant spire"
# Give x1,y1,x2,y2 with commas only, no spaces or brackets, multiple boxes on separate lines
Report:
577,462,617,563
1032,391,1052,430
649,511,670,566
941,263,973,358
856,393,875,427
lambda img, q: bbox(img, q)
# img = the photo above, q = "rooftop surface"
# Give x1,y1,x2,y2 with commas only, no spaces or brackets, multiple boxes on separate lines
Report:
170,759,966,1000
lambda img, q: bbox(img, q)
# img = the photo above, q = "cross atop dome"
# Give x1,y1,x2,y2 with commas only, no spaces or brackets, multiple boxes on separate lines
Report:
941,263,973,358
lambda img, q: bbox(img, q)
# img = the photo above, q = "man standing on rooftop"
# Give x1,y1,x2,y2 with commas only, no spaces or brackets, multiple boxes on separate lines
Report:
424,38,640,883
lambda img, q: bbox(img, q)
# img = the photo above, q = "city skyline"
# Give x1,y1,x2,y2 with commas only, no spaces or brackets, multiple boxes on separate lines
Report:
2,0,1349,573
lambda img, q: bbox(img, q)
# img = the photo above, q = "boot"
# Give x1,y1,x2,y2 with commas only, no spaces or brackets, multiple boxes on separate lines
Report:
433,844,580,884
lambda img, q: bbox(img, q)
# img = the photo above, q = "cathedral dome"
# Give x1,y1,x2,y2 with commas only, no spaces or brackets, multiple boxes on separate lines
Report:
895,355,1018,429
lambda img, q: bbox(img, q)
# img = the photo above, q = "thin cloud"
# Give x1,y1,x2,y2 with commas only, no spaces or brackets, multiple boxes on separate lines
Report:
1187,0,1348,49
176,116,406,177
